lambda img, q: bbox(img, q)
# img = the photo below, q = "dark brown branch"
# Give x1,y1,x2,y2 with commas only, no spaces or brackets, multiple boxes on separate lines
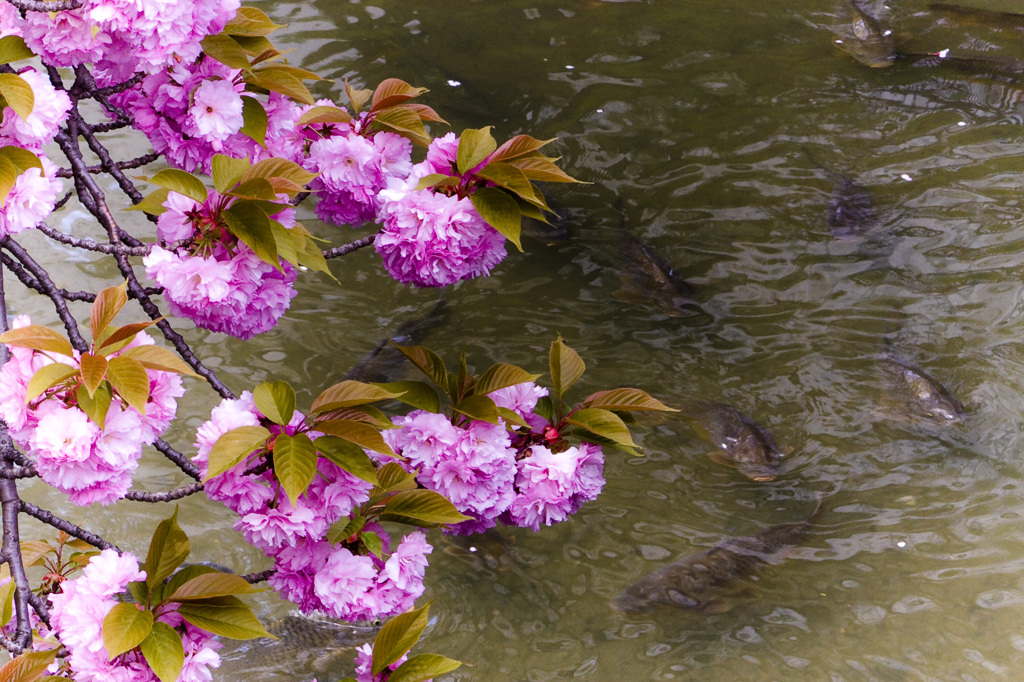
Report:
124,482,203,503
18,500,117,552
96,72,145,97
27,593,49,628
153,439,201,480
242,569,275,584
0,237,89,353
323,234,377,260
6,0,80,10
56,152,159,179
35,222,152,256
0,467,36,480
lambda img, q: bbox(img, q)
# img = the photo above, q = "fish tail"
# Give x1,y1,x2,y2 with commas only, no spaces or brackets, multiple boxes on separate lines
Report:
809,491,827,524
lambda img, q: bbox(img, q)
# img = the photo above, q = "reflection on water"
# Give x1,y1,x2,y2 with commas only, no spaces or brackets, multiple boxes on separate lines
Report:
17,0,1024,679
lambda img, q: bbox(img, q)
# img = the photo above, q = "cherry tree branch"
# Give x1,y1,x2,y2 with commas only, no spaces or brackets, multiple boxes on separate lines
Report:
125,482,204,503
18,501,118,552
323,234,377,259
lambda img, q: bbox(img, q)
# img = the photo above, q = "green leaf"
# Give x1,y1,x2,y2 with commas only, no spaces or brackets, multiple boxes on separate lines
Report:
509,155,582,183
205,425,271,480
390,344,448,394
212,154,250,194
24,362,77,403
102,602,154,659
0,650,58,682
316,419,397,459
326,515,366,545
140,621,185,682
314,436,379,485
0,73,33,121
297,105,352,126
453,394,500,425
79,353,108,398
201,34,252,71
77,381,112,428
240,96,268,148
0,36,34,67
371,604,431,676
346,83,373,113
228,178,277,201
361,531,383,558
150,169,208,204
370,78,428,111
0,155,15,206
294,229,333,277
272,433,318,507
476,162,539,203
162,565,219,599
97,319,161,353
127,580,149,607
0,325,74,357
145,507,191,590
390,654,463,682
496,406,530,429
0,578,14,627
475,363,540,396
119,345,200,377
0,146,42,175
240,157,317,195
566,408,637,449
223,200,280,270
491,134,554,163
249,67,314,105
582,388,678,412
165,572,263,602
401,102,446,123
106,356,151,415
373,381,440,413
311,380,404,414
375,462,417,493
125,187,171,215
372,107,430,147
549,335,585,399
253,380,296,425
414,173,460,191
177,597,274,639
224,7,285,37
471,187,523,252
456,126,496,175
380,489,472,526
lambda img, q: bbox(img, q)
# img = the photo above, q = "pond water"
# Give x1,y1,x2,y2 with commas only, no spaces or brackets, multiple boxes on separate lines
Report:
14,0,1024,679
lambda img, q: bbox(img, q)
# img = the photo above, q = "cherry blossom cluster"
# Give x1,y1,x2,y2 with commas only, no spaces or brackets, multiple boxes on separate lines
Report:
142,190,298,340
193,392,432,621
3,0,238,84
48,549,221,682
374,132,508,287
0,317,183,505
379,381,606,535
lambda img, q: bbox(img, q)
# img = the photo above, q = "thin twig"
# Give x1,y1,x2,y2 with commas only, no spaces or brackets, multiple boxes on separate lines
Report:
18,500,118,552
55,152,159,179
6,0,80,10
124,482,204,503
323,234,377,260
242,569,275,584
153,439,201,480
35,222,152,256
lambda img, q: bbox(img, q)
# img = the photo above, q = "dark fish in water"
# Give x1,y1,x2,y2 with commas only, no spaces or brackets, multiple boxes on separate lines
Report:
613,495,825,614
344,297,448,383
613,230,695,315
881,356,966,424
802,148,877,240
228,612,379,674
897,50,1024,82
683,402,789,481
826,174,877,240
928,3,1024,30
833,0,898,68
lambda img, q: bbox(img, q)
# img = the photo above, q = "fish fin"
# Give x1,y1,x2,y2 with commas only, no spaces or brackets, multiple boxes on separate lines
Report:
707,450,737,468
612,284,652,305
666,590,701,609
780,445,795,456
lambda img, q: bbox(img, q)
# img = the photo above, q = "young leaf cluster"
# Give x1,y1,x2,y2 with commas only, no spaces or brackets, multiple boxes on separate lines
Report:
132,158,330,277
102,509,272,682
418,128,583,251
338,603,461,682
0,283,198,428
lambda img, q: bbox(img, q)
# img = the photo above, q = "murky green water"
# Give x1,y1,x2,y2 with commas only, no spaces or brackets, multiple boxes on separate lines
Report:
14,0,1024,679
